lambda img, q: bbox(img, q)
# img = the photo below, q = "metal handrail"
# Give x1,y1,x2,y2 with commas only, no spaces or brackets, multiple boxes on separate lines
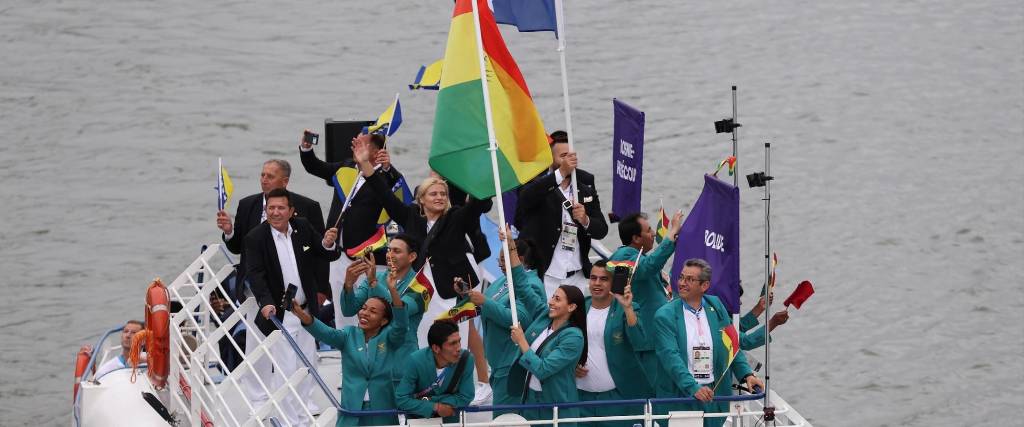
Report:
268,315,343,411
72,325,127,427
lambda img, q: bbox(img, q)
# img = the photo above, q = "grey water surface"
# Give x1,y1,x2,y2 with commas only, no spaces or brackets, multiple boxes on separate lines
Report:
1,0,1021,425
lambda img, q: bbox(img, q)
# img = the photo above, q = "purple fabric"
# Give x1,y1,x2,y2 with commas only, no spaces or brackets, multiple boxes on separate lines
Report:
670,174,741,314
610,98,645,222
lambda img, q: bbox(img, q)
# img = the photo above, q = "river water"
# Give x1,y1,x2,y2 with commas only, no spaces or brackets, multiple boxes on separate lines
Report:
1,0,1021,425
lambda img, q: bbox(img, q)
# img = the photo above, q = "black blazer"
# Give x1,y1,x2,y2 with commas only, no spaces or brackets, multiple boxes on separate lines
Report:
365,170,493,299
223,191,325,301
244,217,341,335
516,168,608,278
299,148,402,265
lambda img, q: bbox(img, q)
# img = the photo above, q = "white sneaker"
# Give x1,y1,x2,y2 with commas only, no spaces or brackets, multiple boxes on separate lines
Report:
471,381,493,406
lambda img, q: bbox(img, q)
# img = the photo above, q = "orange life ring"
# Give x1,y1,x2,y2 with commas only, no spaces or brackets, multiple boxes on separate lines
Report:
137,279,170,389
73,345,92,400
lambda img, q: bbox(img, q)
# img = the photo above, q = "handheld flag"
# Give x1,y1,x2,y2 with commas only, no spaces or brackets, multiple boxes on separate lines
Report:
331,166,360,209
721,324,740,367
372,176,414,225
366,93,403,137
346,226,387,259
429,0,552,199
713,156,737,177
407,265,435,309
435,298,479,323
655,205,670,243
783,280,815,309
605,260,636,271
491,0,558,37
216,158,234,211
409,60,443,90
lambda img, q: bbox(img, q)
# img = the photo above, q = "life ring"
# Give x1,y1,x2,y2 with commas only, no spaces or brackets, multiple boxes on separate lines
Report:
73,345,92,400
130,279,170,390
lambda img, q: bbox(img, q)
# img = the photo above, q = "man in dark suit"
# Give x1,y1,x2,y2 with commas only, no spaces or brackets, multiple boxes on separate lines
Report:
298,132,404,326
241,188,340,424
517,132,609,298
215,159,326,303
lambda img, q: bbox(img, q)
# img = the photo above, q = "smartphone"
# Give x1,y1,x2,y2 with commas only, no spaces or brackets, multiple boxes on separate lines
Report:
303,130,319,145
284,284,298,310
611,266,630,295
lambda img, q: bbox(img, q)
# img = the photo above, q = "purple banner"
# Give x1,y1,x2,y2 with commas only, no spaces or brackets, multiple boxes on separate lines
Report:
670,174,741,314
610,98,645,222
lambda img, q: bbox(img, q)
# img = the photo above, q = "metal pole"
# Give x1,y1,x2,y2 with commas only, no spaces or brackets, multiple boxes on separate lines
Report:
555,0,579,200
471,0,519,324
762,142,772,409
731,86,739,188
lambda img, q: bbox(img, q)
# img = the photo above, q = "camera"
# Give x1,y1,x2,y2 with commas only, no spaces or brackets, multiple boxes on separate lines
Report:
303,130,319,145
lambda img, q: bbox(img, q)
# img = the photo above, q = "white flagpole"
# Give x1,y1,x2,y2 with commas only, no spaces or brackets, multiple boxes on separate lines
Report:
470,0,519,325
217,157,224,211
554,0,579,201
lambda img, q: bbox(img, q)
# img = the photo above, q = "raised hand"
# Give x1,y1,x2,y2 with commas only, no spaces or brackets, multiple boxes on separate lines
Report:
290,299,313,326
668,210,684,241
216,210,233,234
322,227,338,248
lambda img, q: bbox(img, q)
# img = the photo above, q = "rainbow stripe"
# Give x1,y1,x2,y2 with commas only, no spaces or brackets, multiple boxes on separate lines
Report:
346,226,387,258
428,0,551,199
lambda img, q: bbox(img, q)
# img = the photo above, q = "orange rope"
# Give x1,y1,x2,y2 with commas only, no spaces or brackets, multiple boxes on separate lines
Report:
127,329,149,383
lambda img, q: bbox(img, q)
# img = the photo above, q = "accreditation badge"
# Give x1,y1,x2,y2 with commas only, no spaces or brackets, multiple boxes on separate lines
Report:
560,222,579,251
692,344,712,379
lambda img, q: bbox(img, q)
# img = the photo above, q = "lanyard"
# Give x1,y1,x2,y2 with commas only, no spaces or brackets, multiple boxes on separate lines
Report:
684,303,707,341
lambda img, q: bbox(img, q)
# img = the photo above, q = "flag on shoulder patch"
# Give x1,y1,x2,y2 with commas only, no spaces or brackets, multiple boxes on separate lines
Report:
346,226,387,258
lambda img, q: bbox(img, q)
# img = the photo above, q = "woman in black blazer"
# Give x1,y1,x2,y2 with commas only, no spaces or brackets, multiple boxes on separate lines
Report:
352,139,492,299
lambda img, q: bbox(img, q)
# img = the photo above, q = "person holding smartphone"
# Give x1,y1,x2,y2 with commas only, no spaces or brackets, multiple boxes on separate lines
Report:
574,260,651,427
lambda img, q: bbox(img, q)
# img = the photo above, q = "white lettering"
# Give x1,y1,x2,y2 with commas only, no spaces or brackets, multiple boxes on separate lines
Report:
615,160,636,182
704,229,725,252
619,140,635,159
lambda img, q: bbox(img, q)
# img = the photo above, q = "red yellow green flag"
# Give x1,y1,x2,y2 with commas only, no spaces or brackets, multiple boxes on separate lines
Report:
428,0,551,199
722,323,740,367
346,226,387,258
655,206,670,243
407,266,435,309
605,260,636,271
435,299,479,323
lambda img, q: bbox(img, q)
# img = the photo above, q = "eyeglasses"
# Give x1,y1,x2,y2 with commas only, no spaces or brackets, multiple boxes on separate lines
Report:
680,275,706,284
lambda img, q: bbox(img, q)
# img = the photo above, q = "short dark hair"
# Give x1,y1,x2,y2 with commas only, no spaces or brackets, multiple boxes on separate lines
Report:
125,320,145,329
427,320,459,348
514,237,538,270
265,188,293,207
369,133,386,150
550,130,568,145
391,233,420,255
593,260,608,270
617,212,647,245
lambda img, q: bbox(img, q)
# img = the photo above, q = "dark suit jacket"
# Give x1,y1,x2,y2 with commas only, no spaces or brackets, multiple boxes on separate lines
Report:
244,217,341,335
516,168,608,278
365,170,492,299
223,191,325,301
299,148,402,265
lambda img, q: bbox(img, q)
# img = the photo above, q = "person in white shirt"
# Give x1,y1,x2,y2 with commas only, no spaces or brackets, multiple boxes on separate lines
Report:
93,320,145,379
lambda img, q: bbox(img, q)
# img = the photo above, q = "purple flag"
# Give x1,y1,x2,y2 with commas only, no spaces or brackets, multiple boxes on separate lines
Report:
670,174,741,313
610,98,645,222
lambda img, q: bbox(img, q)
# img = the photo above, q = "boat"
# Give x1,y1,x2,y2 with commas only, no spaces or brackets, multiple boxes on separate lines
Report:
71,239,813,427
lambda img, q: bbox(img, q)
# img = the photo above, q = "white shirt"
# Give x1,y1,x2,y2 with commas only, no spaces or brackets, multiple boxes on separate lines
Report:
683,305,714,385
271,223,306,306
545,172,583,279
94,354,127,378
576,306,616,392
528,328,555,392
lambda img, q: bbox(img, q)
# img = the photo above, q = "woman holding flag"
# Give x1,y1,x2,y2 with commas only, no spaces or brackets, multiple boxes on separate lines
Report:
652,258,763,427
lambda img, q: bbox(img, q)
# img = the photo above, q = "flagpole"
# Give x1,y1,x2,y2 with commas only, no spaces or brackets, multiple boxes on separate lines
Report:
554,0,579,201
731,86,739,188
470,0,520,325
762,142,773,411
217,157,223,211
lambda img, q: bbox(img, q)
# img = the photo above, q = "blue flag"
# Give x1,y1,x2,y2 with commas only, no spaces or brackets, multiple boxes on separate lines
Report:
670,175,741,314
492,0,558,37
610,98,645,222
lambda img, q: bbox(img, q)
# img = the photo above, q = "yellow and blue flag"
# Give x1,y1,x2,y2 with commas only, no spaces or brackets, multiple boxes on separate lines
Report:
365,93,403,137
217,158,234,211
409,60,443,90
333,167,414,225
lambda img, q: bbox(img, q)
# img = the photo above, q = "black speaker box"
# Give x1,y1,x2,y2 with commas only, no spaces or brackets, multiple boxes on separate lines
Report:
324,119,374,163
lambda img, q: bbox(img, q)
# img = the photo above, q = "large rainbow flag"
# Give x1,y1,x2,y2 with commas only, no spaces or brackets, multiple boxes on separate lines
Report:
428,0,551,199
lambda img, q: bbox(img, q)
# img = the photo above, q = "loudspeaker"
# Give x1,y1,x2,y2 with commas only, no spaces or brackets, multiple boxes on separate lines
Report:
324,119,374,163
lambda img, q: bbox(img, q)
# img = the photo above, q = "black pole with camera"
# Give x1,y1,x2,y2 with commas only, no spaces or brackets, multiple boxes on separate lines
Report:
746,143,775,420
